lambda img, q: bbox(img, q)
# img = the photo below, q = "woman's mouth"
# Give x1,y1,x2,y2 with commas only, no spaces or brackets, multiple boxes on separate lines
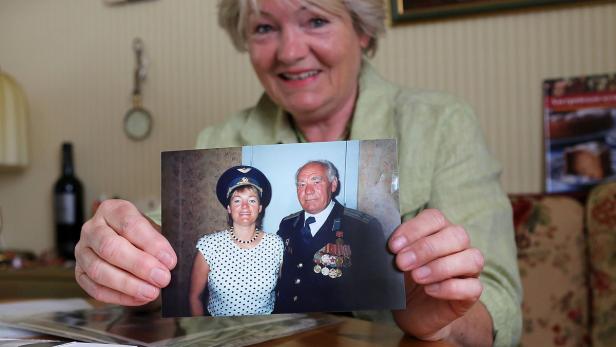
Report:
279,70,320,81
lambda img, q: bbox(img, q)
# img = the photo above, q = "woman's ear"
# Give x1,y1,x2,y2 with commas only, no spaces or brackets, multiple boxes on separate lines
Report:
358,32,371,50
227,205,231,214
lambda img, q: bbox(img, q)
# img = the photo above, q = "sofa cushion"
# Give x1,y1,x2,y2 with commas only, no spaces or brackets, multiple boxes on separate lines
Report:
511,195,589,347
586,182,616,347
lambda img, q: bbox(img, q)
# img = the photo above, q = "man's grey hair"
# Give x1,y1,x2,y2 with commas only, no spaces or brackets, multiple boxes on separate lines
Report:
295,160,339,184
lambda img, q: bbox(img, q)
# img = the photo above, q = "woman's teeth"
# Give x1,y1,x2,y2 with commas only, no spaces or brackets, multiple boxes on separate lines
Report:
281,70,318,81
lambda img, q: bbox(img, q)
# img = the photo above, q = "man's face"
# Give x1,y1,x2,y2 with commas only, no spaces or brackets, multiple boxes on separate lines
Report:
296,163,337,214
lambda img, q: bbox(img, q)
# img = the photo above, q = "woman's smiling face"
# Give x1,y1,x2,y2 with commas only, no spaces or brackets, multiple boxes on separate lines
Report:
227,187,262,227
246,0,369,120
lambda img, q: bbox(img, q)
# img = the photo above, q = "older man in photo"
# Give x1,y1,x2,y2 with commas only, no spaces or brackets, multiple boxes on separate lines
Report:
274,160,404,313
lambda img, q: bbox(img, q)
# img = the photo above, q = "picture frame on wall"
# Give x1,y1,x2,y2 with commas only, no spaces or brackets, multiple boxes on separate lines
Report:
390,0,588,24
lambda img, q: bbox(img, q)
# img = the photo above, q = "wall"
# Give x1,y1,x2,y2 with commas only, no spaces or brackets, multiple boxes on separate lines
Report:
0,0,614,253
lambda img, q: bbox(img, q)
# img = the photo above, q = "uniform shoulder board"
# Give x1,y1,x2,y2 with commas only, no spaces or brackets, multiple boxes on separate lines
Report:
343,208,373,224
282,211,302,221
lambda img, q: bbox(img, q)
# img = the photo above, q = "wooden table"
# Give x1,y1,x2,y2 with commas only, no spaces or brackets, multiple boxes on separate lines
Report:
255,316,452,347
0,266,87,299
2,282,450,347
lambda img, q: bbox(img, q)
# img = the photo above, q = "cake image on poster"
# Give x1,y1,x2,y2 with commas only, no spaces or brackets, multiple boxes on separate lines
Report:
543,73,616,193
563,142,612,180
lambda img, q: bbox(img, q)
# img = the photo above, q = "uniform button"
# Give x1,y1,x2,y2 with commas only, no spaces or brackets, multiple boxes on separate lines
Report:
297,263,303,268
295,278,301,284
293,296,298,302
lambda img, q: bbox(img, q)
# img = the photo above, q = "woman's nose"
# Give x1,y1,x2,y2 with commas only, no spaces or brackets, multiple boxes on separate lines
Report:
277,27,308,64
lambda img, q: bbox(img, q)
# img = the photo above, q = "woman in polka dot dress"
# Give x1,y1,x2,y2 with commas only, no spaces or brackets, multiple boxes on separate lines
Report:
189,165,284,316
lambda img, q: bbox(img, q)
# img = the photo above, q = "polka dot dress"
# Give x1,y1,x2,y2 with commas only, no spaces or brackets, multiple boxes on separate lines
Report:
196,230,284,316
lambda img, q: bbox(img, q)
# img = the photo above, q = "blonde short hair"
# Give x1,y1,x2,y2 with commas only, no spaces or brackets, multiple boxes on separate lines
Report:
218,0,385,57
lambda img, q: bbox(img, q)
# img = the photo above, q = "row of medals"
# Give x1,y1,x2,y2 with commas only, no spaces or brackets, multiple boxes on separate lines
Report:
313,253,345,278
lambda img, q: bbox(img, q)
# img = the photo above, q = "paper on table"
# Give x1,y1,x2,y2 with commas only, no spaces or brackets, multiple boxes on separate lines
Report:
0,341,135,347
0,299,92,339
61,343,136,347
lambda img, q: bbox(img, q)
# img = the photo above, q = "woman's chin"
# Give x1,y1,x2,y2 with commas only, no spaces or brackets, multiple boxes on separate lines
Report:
233,220,257,227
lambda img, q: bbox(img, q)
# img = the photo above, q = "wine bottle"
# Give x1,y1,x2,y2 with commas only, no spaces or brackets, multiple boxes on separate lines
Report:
53,142,84,260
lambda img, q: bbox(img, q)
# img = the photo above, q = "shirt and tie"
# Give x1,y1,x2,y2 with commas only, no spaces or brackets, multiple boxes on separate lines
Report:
303,201,335,237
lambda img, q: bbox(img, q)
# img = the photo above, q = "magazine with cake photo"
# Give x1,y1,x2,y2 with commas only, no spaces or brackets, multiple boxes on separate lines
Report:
543,72,616,193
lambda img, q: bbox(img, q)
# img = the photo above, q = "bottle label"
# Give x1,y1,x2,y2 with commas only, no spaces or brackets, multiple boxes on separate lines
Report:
55,193,76,224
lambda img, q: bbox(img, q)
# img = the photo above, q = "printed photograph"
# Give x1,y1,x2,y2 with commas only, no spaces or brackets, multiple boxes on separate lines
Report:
161,140,405,317
543,73,616,193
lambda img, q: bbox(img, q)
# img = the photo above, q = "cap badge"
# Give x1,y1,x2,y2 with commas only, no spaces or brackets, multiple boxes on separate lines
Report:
237,168,252,174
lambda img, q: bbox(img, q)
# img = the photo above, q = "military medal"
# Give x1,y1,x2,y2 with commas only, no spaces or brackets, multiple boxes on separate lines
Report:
321,254,330,265
311,221,352,279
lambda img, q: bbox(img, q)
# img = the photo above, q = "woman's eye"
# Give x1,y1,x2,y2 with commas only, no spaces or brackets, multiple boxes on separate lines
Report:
254,24,274,34
308,17,328,28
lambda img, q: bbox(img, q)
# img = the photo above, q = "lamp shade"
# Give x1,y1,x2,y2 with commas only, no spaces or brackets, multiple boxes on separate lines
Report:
0,69,29,168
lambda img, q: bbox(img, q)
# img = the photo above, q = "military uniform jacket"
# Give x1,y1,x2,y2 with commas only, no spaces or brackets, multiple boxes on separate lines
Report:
274,200,404,313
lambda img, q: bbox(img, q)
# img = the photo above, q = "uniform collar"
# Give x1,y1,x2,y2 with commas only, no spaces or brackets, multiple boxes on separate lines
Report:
238,59,396,145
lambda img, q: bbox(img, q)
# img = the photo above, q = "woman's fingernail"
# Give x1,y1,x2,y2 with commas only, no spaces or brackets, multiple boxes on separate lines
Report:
150,267,170,287
391,236,407,251
138,283,158,300
415,266,431,280
157,251,174,269
425,283,440,294
399,251,416,268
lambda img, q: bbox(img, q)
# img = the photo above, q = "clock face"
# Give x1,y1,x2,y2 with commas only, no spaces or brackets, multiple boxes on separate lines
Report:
124,107,152,140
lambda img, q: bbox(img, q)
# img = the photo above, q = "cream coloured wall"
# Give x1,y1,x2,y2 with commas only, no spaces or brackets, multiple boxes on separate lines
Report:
0,0,614,253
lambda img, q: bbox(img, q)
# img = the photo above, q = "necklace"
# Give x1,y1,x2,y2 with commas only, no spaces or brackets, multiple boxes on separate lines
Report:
229,227,260,244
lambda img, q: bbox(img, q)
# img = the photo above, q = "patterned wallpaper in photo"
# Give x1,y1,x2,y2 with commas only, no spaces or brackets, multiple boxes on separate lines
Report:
161,147,241,316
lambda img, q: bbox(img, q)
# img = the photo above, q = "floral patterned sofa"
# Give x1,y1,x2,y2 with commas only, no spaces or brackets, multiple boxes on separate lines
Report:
586,181,616,347
510,181,616,347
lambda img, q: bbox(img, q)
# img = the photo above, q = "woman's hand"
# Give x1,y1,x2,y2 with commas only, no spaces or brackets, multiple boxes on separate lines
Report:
388,209,492,345
74,199,177,306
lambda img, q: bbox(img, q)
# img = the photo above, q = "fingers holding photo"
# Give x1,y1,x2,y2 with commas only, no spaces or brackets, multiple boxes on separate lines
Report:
389,209,452,253
75,251,158,306
97,200,177,270
411,248,484,285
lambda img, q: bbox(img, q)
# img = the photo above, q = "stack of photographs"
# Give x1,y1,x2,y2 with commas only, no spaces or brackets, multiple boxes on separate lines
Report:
0,306,340,347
